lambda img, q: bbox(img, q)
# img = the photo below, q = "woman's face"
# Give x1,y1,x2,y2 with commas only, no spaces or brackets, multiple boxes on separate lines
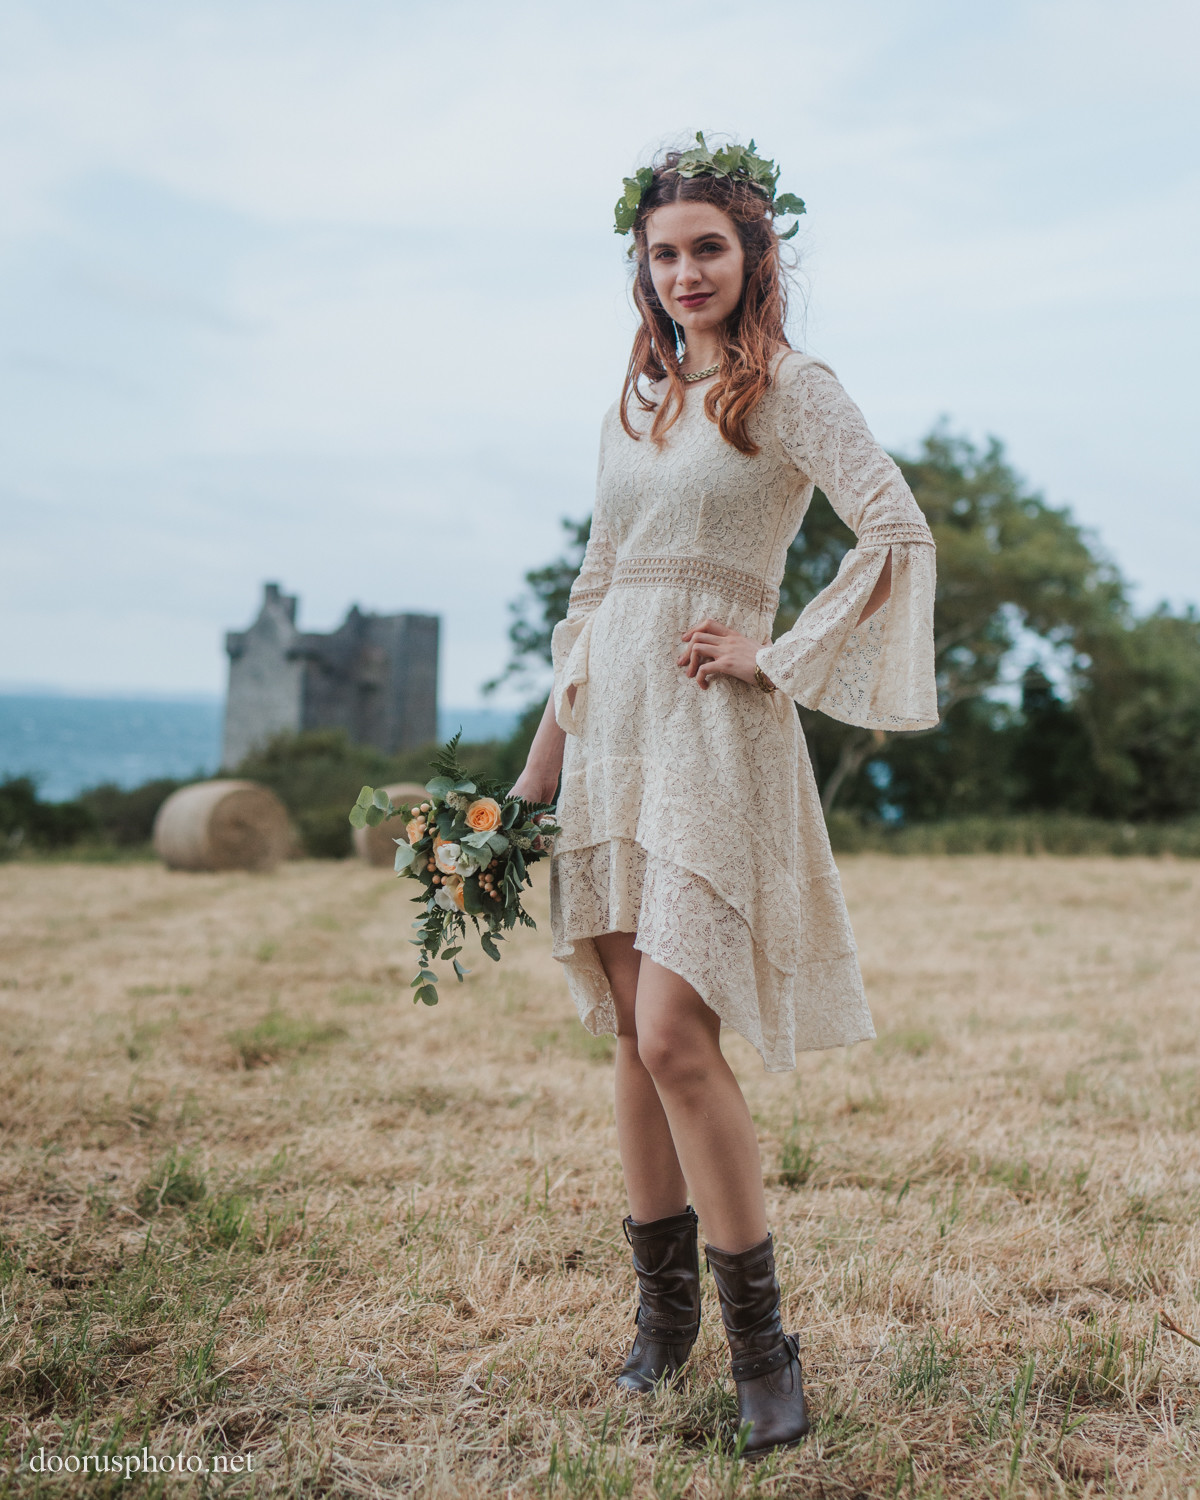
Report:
643,201,746,339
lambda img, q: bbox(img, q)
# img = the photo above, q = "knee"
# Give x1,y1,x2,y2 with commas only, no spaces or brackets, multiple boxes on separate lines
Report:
636,1024,713,1092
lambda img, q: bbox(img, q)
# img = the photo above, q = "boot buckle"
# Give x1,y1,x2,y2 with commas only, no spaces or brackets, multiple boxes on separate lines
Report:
730,1338,796,1382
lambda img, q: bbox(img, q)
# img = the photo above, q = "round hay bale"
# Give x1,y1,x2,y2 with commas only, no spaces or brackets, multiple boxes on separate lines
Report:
152,780,292,873
353,782,428,868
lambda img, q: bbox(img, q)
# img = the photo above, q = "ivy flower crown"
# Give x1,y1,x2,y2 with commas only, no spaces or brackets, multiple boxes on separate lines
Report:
614,132,806,240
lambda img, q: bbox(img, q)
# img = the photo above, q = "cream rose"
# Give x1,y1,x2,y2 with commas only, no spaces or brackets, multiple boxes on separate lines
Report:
434,839,461,874
465,797,502,833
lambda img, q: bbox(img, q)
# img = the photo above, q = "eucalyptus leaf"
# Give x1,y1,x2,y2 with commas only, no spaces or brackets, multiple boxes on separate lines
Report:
393,843,417,873
371,787,392,811
364,805,386,827
426,775,455,798
452,959,470,981
349,806,367,829
416,986,439,1007
453,779,477,795
355,786,376,808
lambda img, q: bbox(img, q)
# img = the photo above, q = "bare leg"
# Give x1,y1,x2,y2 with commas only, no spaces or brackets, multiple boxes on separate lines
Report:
634,955,768,1253
593,932,688,1222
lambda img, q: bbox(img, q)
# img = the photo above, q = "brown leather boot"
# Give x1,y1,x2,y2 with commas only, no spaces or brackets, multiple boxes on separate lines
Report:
704,1233,810,1455
615,1206,701,1394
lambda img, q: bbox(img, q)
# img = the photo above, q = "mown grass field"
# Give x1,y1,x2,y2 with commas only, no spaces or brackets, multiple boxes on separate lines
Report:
1,855,1198,1498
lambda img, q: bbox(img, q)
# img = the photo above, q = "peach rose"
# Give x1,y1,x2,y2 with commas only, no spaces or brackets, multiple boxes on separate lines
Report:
465,797,502,833
405,817,426,844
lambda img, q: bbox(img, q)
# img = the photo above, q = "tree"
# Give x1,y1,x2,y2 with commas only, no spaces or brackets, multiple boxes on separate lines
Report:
491,425,1199,822
1076,608,1200,820
484,518,591,695
809,428,1129,813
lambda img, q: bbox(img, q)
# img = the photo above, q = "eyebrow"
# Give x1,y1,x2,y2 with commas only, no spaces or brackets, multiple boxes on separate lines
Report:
648,231,732,252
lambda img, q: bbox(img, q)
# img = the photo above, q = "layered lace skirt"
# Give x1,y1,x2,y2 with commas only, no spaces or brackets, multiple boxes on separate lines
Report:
549,556,876,1072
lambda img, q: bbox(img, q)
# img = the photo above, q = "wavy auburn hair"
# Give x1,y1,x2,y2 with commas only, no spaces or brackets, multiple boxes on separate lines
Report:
620,151,793,455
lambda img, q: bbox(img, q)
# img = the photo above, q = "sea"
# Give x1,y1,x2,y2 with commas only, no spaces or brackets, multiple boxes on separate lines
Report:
0,694,520,803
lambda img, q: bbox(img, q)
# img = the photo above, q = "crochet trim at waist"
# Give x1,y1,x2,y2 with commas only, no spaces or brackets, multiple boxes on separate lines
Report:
609,555,779,615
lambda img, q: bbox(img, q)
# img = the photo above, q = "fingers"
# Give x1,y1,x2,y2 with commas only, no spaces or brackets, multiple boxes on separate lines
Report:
695,655,729,685
680,617,731,642
675,635,724,670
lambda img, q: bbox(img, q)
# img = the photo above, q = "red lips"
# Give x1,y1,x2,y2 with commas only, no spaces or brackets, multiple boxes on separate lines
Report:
677,293,713,309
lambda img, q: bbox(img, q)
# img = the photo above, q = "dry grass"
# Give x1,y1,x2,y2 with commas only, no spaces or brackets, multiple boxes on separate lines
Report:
1,855,1198,1497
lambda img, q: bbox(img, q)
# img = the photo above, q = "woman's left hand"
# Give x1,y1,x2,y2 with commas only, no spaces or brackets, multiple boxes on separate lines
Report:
677,618,764,689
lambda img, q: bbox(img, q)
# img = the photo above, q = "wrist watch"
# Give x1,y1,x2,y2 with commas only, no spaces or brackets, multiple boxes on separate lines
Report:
754,663,777,694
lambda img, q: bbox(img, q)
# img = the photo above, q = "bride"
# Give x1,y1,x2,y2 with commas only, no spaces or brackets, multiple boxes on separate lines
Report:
510,135,937,1456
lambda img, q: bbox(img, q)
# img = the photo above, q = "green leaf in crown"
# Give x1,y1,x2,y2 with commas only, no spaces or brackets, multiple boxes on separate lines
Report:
613,133,805,236
348,737,560,1008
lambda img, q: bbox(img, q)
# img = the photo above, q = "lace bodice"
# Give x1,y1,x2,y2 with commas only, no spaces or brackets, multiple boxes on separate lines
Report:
553,352,937,735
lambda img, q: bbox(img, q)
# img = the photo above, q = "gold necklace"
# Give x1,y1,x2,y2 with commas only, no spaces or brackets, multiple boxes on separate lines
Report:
680,362,720,383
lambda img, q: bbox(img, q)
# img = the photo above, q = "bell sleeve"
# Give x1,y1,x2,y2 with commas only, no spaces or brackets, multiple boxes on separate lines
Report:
755,358,939,731
550,420,616,734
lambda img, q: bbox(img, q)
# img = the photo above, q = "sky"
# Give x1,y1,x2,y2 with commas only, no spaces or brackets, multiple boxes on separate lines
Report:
1,0,1197,707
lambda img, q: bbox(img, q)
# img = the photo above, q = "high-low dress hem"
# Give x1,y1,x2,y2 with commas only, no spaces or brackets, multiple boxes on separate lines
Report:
548,351,937,1072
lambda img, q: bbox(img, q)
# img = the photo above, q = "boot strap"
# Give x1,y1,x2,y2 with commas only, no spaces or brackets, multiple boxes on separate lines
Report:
636,1311,700,1341
731,1333,798,1382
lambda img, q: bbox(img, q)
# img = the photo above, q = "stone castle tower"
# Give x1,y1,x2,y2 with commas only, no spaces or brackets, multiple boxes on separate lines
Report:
222,583,438,767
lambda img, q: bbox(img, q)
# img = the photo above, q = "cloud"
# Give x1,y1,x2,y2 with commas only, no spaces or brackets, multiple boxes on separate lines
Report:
0,0,1197,700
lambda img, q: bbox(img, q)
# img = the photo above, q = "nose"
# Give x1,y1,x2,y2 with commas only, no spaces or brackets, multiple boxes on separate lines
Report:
675,254,703,287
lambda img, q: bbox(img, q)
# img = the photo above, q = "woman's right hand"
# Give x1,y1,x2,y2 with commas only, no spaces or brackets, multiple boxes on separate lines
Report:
509,766,560,804
508,691,567,805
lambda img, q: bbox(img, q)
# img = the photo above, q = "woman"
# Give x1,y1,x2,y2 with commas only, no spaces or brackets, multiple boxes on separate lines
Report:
509,137,937,1456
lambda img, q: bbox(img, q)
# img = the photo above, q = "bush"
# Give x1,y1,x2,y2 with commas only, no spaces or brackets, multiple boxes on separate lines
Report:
0,778,96,853
826,811,1200,857
80,778,183,846
230,730,402,858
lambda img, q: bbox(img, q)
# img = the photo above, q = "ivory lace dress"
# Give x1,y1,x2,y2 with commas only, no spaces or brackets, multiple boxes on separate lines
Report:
549,352,937,1071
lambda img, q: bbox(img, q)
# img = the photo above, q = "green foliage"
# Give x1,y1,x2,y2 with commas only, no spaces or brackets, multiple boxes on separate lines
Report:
79,777,184,846
778,1115,819,1188
0,776,97,853
136,1149,207,1217
231,728,409,857
492,423,1200,827
353,740,559,997
1077,607,1200,819
0,729,540,863
891,1328,961,1403
486,516,591,695
614,132,806,237
825,810,1200,857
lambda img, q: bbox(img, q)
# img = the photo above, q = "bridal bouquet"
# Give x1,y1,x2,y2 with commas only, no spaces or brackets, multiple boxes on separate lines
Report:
349,736,559,1007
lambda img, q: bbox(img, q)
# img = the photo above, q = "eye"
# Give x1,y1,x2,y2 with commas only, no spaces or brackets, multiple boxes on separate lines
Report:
698,240,725,255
